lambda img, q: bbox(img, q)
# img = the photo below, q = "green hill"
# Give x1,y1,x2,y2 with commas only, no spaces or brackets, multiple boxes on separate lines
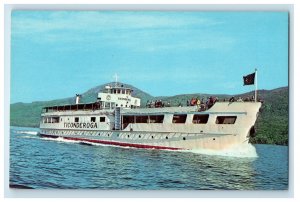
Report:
10,84,288,145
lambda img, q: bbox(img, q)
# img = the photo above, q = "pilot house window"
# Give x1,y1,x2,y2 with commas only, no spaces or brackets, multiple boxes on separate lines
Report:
172,114,187,123
216,116,237,124
91,117,96,122
75,117,79,122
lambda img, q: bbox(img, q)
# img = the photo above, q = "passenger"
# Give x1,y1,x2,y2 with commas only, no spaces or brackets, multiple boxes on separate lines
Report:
191,98,196,106
187,100,190,106
196,98,201,107
237,97,243,102
229,96,235,102
206,97,210,108
190,98,193,106
250,96,255,102
207,96,215,109
244,97,250,102
150,100,155,108
200,103,206,111
201,98,204,105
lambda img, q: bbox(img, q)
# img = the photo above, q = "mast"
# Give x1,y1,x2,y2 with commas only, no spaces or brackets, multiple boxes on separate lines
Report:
114,73,119,87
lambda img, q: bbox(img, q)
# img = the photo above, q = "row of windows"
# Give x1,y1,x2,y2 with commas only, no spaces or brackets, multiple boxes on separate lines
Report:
43,117,60,123
74,117,106,123
123,114,236,125
43,116,106,123
107,88,131,95
43,115,237,125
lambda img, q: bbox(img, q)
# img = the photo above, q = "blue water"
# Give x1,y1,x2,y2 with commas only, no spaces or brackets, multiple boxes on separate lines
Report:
9,126,288,190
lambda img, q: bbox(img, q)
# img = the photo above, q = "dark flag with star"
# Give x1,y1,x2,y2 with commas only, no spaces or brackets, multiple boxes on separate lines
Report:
243,72,255,85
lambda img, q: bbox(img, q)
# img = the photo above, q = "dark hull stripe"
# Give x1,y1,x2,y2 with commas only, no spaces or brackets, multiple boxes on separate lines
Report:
39,134,184,150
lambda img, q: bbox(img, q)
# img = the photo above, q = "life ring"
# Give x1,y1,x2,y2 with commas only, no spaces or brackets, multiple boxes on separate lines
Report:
197,100,201,105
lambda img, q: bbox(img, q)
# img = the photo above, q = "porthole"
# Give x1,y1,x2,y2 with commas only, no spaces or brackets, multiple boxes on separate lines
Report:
183,137,186,140
128,135,130,138
166,136,168,139
117,134,119,137
139,135,141,138
151,136,154,139
98,133,101,136
108,134,110,137
213,138,215,140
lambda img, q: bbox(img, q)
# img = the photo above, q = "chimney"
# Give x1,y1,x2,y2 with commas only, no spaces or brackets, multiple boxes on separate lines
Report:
75,94,81,104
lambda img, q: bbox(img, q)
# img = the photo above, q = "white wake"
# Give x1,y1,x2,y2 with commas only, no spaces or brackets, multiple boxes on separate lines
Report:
14,130,39,135
183,143,258,158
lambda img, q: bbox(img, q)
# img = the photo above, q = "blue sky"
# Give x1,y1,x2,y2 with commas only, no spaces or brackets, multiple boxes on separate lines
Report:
11,11,288,103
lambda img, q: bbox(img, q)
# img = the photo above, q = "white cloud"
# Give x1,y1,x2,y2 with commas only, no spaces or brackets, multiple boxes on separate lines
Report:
11,11,233,52
12,11,221,34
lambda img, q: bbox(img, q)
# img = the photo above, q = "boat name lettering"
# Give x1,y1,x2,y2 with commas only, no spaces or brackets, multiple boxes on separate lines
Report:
118,97,131,101
63,122,98,128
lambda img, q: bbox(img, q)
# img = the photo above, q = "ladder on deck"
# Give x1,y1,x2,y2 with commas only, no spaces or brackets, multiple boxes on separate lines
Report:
114,107,121,130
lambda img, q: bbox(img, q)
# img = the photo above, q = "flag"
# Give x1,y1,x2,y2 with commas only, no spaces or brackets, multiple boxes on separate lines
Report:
243,72,255,85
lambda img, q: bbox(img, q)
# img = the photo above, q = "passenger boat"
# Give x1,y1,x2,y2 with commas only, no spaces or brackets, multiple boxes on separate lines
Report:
39,81,261,151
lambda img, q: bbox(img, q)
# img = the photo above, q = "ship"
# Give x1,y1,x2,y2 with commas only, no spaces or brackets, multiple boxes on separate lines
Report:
39,81,261,151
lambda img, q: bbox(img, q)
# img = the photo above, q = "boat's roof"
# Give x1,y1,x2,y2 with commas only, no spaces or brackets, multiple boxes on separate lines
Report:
43,102,101,110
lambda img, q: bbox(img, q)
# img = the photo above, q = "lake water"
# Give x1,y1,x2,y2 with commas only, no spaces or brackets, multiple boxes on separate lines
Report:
9,126,288,190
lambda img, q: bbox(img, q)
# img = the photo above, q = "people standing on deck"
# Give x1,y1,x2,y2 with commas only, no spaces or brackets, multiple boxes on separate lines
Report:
196,98,201,108
229,96,235,102
190,98,197,106
237,97,243,102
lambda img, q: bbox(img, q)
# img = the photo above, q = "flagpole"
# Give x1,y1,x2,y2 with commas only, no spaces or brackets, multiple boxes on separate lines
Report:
255,68,258,102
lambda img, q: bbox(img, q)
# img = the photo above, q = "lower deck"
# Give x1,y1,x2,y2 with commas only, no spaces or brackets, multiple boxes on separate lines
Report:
39,128,243,150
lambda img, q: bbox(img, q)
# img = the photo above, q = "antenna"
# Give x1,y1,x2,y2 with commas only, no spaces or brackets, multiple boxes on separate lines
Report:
114,73,119,86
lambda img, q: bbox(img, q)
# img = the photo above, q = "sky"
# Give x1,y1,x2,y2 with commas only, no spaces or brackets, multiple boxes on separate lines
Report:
10,11,288,103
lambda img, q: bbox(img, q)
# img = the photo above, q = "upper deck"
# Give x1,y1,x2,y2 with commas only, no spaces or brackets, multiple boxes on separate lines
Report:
42,82,141,113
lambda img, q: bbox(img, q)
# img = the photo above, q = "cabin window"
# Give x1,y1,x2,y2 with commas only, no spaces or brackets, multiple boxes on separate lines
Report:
172,114,187,123
136,116,148,123
122,116,134,129
193,114,209,124
216,116,237,124
117,89,120,94
75,117,79,122
52,117,60,123
105,102,110,108
149,115,164,123
100,117,105,122
91,117,96,122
